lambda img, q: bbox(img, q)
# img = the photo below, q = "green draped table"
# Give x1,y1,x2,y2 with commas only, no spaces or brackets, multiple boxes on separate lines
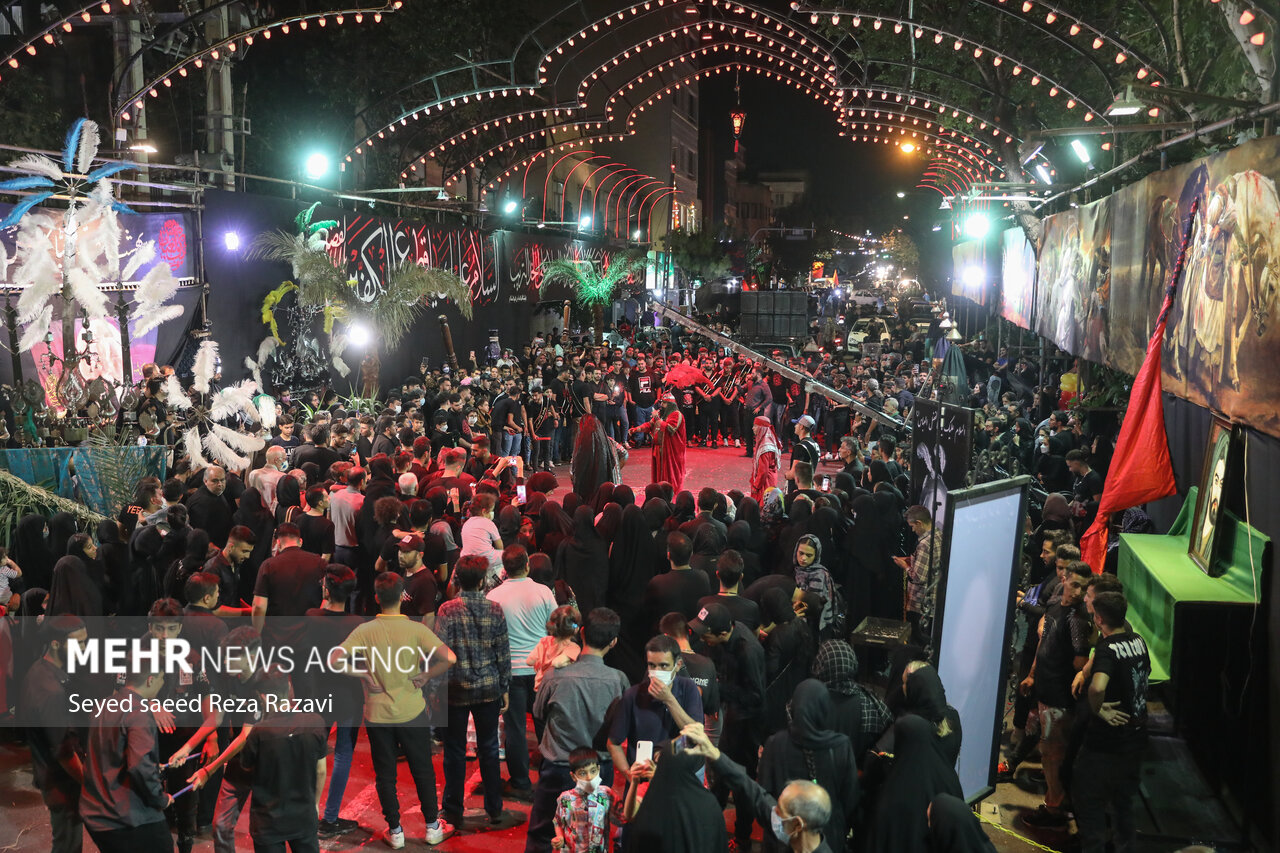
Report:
1117,487,1268,683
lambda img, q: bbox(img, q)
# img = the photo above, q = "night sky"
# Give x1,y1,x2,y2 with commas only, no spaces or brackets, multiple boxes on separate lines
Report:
700,72,955,282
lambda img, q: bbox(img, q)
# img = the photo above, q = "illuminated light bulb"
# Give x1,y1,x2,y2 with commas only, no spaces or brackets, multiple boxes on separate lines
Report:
1011,65,1022,75
894,22,903,33
148,88,158,97
100,2,110,11
1084,112,1094,121
1066,98,1075,107
227,41,235,51
934,32,943,43
1115,51,1127,63
1250,30,1266,45
973,47,983,57
1240,9,1255,24
262,29,271,38
281,24,289,32
1092,36,1103,48
873,18,881,28
81,11,91,21
1147,106,1160,116
355,13,362,22
1069,22,1081,35
62,21,72,31
244,35,252,44
954,39,963,49
1030,75,1040,85
374,12,382,22
318,17,326,26
25,45,36,55
1136,67,1149,79
178,67,187,76
1021,0,1032,11
915,27,923,37
43,33,53,43
299,19,306,29
810,13,818,23
210,49,219,58
1048,86,1058,96
162,77,171,86
194,57,203,67
1101,141,1112,150
122,111,130,120
1045,11,1056,23
993,55,1002,65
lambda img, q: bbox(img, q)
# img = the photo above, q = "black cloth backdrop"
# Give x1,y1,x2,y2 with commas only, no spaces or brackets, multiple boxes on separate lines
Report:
1153,393,1276,843
202,189,615,395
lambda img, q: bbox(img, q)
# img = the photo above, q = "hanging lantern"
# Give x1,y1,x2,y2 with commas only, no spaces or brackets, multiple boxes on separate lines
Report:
730,110,746,152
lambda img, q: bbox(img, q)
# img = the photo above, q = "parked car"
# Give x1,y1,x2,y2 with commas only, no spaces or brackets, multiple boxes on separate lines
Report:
844,316,891,352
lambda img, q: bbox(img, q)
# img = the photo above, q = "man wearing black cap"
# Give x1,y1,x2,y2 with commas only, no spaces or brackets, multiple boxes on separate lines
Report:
690,602,766,849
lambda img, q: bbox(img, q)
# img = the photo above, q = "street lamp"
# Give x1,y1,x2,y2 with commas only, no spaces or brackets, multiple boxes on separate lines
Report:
579,214,593,230
304,152,329,181
503,199,519,215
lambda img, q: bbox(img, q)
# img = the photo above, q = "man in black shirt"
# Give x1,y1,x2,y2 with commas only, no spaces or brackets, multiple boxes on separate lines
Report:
786,415,821,495
629,356,658,446
185,466,234,548
292,425,341,477
203,525,256,614
300,567,366,837
642,532,711,634
696,551,761,632
1020,560,1091,828
690,603,766,848
251,524,328,651
20,614,87,853
240,668,328,852
1067,449,1105,529
1072,591,1150,853
396,533,441,627
295,486,336,562
81,667,173,853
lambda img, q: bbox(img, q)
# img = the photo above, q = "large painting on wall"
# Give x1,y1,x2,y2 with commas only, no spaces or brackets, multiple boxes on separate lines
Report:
1017,137,1280,439
1000,226,1036,328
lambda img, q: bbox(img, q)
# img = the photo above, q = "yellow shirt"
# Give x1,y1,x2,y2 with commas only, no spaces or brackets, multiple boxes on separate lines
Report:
339,613,445,724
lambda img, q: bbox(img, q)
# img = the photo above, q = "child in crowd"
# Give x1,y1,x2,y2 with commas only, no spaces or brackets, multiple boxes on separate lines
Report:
0,548,21,611
552,746,623,853
527,604,582,691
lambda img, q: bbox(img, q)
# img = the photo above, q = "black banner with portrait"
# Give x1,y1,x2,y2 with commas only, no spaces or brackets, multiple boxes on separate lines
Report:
911,399,976,524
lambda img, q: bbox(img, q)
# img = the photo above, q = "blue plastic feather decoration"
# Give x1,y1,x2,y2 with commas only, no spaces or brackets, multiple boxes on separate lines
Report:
62,118,87,173
111,200,138,216
84,162,132,184
0,176,55,192
1,191,55,229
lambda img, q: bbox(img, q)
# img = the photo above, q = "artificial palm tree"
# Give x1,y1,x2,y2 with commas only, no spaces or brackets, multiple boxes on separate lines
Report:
539,252,647,344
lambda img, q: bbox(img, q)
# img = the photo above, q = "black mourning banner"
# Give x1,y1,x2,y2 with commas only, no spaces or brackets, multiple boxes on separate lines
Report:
911,398,975,524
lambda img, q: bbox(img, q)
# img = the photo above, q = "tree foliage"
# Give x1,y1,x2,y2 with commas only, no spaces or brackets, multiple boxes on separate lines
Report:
662,228,732,283
880,229,921,276
539,253,647,307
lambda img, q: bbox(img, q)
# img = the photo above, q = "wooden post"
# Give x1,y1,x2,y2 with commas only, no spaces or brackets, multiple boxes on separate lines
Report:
437,315,459,371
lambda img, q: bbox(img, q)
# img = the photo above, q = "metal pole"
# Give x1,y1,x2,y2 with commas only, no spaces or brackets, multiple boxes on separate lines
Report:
437,315,459,371
5,295,21,385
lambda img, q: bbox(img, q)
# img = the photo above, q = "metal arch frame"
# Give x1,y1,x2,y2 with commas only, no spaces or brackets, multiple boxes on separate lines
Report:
792,3,1167,91
644,187,680,241
561,154,610,222
618,177,664,237
0,0,115,80
591,167,642,226
457,63,1008,191
604,174,654,234
843,87,1019,142
541,149,596,221
116,2,399,120
631,182,674,238
577,161,628,223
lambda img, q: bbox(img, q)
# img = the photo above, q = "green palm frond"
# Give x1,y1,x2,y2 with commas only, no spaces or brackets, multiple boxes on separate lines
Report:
540,252,646,307
390,262,474,321
248,229,307,264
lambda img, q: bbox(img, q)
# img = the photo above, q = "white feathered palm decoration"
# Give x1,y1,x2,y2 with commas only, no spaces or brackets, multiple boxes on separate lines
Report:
0,118,186,355
191,341,219,394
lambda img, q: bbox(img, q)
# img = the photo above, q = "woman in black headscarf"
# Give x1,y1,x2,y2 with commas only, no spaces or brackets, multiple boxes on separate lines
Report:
928,793,996,852
562,492,582,516
688,524,723,589
590,481,615,514
871,488,907,620
96,519,129,615
537,502,575,559
46,512,79,559
607,504,657,684
274,475,303,525
759,587,814,734
231,486,274,598
12,513,54,591
845,494,883,628
45,555,102,619
902,663,963,767
555,505,609,616
163,528,212,604
497,504,523,546
571,414,621,500
867,459,893,490
66,532,106,606
623,747,728,853
727,521,762,586
865,715,964,853
595,502,622,542
670,490,695,526
774,499,813,575
529,552,575,607
612,484,636,509
759,679,860,853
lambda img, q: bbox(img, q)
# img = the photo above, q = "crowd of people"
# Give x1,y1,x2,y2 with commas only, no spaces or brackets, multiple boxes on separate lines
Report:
0,313,1150,853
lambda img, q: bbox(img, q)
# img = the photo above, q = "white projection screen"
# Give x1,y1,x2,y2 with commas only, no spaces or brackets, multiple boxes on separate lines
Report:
934,476,1031,803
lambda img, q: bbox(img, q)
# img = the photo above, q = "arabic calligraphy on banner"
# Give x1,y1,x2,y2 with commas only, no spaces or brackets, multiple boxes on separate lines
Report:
319,216,617,307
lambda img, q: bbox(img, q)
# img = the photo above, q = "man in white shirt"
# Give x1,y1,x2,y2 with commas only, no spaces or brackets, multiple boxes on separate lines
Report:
248,446,287,512
329,467,366,572
486,545,555,798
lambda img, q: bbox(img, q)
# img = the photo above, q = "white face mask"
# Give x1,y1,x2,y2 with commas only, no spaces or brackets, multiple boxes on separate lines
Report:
576,773,601,792
392,405,401,414
771,810,795,843
648,668,674,687
467,416,478,426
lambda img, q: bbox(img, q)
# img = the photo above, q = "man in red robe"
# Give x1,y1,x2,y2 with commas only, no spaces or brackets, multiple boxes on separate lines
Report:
748,415,780,503
634,395,686,491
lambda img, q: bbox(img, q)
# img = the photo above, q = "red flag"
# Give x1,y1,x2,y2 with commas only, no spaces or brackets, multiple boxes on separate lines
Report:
1079,200,1198,572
